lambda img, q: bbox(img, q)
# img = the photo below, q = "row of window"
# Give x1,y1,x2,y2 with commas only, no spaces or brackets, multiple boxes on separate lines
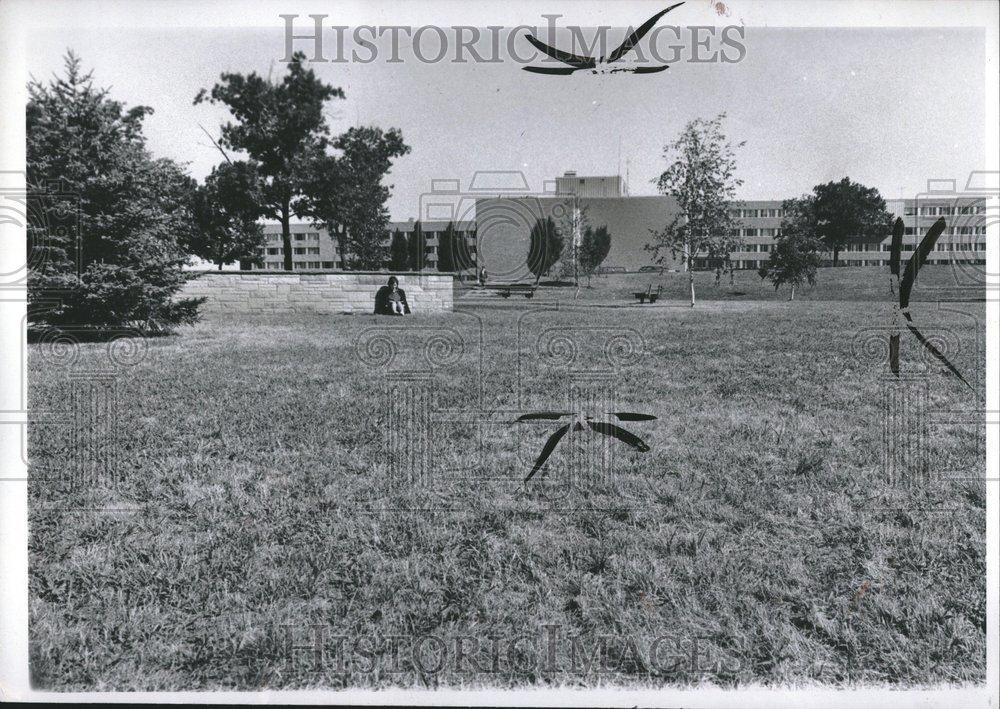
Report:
879,242,986,252
267,232,321,242
730,208,785,219
901,225,987,236
264,261,335,270
264,247,322,255
902,205,987,216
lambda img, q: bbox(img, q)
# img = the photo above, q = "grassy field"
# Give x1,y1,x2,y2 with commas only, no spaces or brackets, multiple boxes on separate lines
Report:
461,264,988,303
28,294,986,690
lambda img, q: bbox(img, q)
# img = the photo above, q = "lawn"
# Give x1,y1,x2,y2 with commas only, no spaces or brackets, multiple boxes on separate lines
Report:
27,294,986,690
462,264,988,303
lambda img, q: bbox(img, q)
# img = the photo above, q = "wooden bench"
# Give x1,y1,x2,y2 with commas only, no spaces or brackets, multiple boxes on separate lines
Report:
633,284,662,304
487,284,537,299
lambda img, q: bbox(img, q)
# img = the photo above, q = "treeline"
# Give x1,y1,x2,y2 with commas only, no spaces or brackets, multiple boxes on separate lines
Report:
27,51,410,334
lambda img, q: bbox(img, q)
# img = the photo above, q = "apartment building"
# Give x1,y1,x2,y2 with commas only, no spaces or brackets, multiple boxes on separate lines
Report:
254,220,477,271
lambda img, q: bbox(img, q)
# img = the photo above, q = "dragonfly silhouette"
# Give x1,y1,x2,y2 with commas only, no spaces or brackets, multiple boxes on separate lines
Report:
522,3,685,75
887,215,972,390
513,411,657,482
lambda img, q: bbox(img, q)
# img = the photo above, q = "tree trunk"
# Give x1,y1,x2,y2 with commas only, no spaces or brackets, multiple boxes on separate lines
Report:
280,202,293,271
833,246,840,267
689,270,696,307
790,284,795,301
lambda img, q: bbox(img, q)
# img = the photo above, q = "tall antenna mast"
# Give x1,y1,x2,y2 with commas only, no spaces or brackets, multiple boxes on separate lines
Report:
617,135,622,179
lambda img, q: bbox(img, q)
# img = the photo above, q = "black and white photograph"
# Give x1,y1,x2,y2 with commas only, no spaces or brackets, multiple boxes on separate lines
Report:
0,0,997,705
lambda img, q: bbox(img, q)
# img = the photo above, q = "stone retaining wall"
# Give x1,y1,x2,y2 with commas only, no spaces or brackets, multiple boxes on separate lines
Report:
179,272,454,315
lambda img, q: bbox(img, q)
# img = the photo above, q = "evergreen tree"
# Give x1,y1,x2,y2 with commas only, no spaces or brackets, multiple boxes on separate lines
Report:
27,52,202,333
408,221,425,271
437,221,456,272
579,225,613,286
527,216,562,284
389,229,409,271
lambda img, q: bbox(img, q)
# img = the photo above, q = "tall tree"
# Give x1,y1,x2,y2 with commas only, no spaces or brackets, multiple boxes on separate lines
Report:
757,231,824,300
389,229,409,271
578,225,613,286
194,51,345,271
783,177,893,266
646,113,744,307
301,126,409,269
27,52,202,333
527,216,562,284
186,161,266,270
408,221,425,271
437,221,456,272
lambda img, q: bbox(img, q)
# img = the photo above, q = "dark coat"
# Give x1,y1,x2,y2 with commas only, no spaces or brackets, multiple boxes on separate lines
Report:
374,285,411,315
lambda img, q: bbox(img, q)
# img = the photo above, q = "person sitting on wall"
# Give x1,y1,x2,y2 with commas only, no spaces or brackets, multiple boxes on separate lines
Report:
374,276,411,315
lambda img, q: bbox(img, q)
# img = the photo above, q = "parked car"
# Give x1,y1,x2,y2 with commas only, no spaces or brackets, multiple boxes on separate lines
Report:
638,265,662,273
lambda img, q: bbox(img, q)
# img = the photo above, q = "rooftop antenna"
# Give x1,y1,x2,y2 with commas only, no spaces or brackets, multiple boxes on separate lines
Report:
617,135,622,180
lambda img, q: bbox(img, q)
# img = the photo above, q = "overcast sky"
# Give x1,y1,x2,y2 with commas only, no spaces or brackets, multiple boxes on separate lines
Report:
27,21,987,220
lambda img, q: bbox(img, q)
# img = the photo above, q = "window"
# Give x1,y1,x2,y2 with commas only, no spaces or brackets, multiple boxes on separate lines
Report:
759,244,770,252
743,228,759,237
920,206,937,216
904,206,917,216
936,243,947,251
267,262,283,270
267,247,282,255
308,261,321,268
268,233,280,241
321,261,336,268
903,227,914,236
761,228,777,237
307,232,320,241
294,233,306,241
307,247,320,255
744,209,759,218
294,247,307,255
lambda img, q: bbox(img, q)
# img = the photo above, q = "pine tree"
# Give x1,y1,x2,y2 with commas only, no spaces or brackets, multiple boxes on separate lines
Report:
27,52,202,333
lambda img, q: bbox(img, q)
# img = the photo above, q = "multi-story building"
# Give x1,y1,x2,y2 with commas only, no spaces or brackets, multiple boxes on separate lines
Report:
723,197,987,271
244,173,986,274
254,220,477,271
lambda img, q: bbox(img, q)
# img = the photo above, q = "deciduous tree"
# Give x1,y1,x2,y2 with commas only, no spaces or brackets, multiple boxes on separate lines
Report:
646,113,744,307
757,232,824,300
186,161,266,270
194,51,344,271
783,178,893,266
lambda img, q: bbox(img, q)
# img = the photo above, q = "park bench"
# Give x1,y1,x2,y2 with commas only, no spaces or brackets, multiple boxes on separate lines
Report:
633,284,662,304
486,284,537,299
